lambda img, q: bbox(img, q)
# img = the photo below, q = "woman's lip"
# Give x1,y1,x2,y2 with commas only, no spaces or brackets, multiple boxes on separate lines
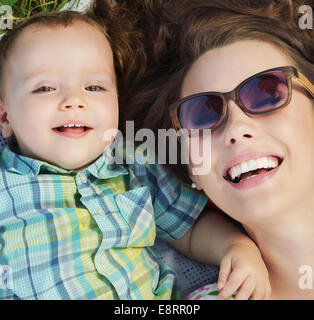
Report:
224,164,281,190
223,151,284,177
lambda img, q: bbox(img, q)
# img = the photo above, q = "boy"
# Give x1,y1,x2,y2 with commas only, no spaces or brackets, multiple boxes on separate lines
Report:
0,8,270,299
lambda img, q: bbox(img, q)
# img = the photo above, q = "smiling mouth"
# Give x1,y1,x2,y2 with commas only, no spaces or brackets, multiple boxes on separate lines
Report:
53,124,92,133
224,156,284,184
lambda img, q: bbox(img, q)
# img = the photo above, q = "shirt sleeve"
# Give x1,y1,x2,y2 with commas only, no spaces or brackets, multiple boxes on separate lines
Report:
141,162,208,242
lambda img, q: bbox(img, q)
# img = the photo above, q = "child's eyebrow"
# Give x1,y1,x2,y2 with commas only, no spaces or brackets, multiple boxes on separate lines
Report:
22,71,57,85
22,71,115,86
85,72,115,84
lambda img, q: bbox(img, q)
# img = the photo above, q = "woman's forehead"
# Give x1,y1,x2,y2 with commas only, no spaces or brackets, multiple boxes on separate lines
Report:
181,40,293,96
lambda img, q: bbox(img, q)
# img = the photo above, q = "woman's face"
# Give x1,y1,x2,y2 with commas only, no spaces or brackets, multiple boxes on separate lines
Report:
182,40,314,224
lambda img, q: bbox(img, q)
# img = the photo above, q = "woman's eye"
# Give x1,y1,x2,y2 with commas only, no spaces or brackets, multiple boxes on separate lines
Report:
32,86,55,93
86,85,105,92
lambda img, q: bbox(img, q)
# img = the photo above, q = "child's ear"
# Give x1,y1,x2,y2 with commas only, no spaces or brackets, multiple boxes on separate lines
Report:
0,100,13,138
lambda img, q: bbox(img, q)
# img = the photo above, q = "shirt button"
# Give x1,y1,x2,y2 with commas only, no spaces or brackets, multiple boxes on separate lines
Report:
101,255,107,264
96,207,105,216
95,187,103,195
79,172,88,184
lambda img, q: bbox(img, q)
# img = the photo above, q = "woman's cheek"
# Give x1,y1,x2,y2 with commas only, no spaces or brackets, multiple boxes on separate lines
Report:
187,135,213,178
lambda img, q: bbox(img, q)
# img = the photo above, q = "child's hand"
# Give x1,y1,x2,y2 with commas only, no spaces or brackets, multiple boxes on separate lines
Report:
216,242,271,300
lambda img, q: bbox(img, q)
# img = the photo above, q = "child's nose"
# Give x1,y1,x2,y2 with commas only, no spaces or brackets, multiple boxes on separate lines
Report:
59,90,87,111
223,101,256,146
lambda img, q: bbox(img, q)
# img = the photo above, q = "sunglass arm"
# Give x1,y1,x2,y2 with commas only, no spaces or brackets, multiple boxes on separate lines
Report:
298,71,314,98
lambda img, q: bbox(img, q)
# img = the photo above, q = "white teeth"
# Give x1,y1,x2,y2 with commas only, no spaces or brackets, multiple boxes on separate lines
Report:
257,158,263,169
240,162,250,174
248,160,258,172
63,124,84,128
262,157,268,169
228,156,279,182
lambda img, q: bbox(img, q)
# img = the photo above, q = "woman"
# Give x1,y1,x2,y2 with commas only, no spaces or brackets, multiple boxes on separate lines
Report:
120,0,314,299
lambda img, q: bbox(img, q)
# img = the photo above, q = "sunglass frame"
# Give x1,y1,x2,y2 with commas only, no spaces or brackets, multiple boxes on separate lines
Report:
169,66,314,136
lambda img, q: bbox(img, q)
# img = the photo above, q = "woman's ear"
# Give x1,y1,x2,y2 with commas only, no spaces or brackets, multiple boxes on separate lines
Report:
190,179,202,191
188,165,203,190
0,100,13,138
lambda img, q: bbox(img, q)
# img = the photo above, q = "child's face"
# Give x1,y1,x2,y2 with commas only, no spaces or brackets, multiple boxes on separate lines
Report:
183,40,314,224
0,21,119,170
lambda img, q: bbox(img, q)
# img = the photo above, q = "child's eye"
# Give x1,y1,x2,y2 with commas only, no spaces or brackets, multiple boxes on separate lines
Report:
86,85,105,92
32,86,55,93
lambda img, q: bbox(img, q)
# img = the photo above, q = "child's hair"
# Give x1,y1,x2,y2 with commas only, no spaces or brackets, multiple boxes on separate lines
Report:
0,0,147,105
118,0,314,183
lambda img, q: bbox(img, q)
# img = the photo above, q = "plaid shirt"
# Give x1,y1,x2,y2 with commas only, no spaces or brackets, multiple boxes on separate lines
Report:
0,144,207,300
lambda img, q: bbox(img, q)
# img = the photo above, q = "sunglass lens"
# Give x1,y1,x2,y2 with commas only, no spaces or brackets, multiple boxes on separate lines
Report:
239,72,289,113
179,94,224,130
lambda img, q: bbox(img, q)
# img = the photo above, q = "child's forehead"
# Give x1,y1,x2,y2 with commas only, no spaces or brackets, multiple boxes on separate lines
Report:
5,20,116,84
16,20,108,47
10,21,113,64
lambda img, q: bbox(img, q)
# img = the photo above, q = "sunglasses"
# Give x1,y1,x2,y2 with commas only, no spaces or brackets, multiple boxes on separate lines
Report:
170,66,314,136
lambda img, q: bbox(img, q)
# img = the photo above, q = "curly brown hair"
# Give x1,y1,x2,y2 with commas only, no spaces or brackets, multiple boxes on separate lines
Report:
118,0,314,183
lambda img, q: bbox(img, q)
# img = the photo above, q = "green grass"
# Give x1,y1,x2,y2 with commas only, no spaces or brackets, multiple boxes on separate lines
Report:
0,0,80,32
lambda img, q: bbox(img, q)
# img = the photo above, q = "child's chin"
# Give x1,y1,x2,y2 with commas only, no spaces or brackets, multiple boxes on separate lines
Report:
51,156,94,171
54,150,103,171
60,160,95,171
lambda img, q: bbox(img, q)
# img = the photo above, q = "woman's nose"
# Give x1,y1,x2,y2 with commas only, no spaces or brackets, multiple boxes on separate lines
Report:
223,101,256,146
59,89,86,111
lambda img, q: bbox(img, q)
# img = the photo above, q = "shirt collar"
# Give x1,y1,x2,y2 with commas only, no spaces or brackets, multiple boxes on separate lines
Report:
1,145,77,176
1,143,128,179
86,142,128,179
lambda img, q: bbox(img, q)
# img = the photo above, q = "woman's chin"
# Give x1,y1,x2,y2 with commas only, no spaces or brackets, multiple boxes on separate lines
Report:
211,192,287,225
